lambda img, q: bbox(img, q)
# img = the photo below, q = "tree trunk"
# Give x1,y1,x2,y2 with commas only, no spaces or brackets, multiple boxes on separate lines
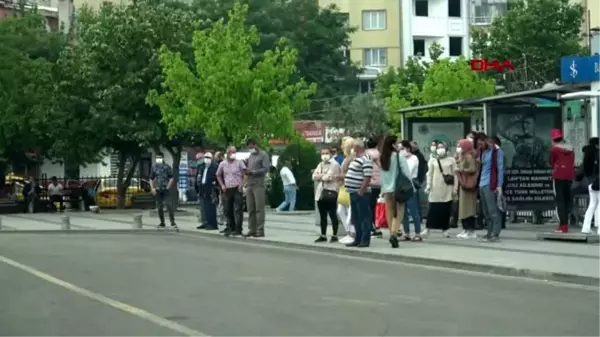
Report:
116,152,140,209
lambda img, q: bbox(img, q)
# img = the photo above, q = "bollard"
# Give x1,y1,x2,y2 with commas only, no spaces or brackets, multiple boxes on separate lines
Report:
28,201,34,214
61,216,71,230
133,214,143,229
0,216,3,230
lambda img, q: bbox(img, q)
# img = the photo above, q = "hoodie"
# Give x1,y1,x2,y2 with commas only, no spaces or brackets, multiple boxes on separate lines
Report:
550,143,575,181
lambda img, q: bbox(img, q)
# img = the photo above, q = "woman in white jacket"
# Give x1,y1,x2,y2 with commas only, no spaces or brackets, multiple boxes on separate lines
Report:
337,137,355,243
424,141,458,238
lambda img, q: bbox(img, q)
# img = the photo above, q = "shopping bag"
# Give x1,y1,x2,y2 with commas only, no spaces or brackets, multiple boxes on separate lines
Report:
337,186,350,206
375,199,388,228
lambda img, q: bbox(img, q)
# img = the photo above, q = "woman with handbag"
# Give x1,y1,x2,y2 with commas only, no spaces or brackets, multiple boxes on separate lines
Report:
398,140,423,241
424,141,457,238
581,137,599,234
455,139,480,239
313,147,343,243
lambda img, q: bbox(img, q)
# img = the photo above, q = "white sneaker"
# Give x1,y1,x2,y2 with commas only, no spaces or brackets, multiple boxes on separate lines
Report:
442,230,450,238
456,230,467,239
466,231,477,239
421,229,429,237
340,235,352,244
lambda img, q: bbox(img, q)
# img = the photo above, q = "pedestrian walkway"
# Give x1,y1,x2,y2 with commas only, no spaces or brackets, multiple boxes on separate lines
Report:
0,210,598,285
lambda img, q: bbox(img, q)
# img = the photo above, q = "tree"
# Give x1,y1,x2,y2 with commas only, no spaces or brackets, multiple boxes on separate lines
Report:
471,0,586,91
0,12,65,178
149,3,317,146
53,0,198,207
324,93,389,138
188,0,359,107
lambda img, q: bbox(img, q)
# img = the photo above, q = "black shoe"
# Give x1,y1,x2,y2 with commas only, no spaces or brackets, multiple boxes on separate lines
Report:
243,232,257,238
233,231,242,236
255,233,265,238
197,225,207,230
219,228,227,233
357,242,370,248
205,227,218,231
372,230,383,238
314,236,327,243
479,236,498,243
389,235,399,248
345,241,359,247
158,223,166,228
329,236,338,243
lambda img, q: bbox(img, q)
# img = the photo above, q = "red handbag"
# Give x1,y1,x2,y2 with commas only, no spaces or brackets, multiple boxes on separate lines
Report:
375,201,388,228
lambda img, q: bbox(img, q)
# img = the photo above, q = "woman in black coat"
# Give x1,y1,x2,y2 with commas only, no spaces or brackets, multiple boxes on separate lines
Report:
581,137,599,234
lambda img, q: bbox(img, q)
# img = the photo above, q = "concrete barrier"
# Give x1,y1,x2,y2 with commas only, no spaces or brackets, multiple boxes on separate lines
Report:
133,214,143,229
61,216,71,230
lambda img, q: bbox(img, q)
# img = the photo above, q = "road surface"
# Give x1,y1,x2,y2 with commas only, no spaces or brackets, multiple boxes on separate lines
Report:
0,233,598,336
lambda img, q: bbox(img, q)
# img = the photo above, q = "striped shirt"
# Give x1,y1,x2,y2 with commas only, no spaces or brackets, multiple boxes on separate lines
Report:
344,154,373,192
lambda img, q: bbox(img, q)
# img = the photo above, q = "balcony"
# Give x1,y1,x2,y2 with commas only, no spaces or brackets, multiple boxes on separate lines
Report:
412,16,466,37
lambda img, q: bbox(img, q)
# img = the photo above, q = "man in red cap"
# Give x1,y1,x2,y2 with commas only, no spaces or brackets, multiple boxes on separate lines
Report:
549,128,575,233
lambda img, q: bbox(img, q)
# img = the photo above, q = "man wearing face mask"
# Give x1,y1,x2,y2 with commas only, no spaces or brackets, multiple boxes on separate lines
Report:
244,139,271,237
196,152,219,230
478,134,504,242
216,146,246,236
150,152,177,229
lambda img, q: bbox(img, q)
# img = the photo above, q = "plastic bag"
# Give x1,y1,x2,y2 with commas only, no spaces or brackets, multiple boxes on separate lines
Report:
337,186,350,206
375,198,388,228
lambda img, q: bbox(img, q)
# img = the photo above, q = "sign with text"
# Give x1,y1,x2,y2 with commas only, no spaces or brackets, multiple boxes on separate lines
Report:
470,59,515,72
560,55,600,84
503,168,554,205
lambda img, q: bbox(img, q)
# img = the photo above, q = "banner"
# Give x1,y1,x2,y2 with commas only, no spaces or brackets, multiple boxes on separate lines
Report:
406,117,470,156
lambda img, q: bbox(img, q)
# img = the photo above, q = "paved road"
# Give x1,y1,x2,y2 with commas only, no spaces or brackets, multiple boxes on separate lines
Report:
0,233,598,336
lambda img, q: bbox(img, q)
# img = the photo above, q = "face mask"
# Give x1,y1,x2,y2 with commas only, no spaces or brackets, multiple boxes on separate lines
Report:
400,149,408,156
350,148,356,155
250,148,257,154
321,155,330,162
456,147,463,154
205,159,212,165
467,137,474,143
228,153,236,160
156,158,164,164
436,148,446,156
430,146,437,153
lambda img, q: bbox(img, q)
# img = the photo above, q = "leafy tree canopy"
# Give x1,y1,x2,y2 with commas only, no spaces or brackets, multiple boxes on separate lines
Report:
324,93,389,138
149,3,317,146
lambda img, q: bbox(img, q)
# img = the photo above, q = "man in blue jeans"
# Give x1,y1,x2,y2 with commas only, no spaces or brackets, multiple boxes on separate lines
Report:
344,139,373,248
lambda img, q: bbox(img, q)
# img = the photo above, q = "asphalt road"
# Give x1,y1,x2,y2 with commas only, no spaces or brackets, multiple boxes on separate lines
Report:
0,233,598,336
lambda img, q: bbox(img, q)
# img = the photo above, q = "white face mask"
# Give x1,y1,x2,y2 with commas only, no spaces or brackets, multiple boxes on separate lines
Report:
436,148,446,156
321,154,330,162
228,153,236,160
400,149,408,156
155,158,164,164
430,146,437,153
249,148,257,154
456,147,463,154
467,137,474,143
204,159,212,165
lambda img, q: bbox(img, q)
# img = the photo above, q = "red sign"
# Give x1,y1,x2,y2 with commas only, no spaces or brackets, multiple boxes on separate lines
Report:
470,59,515,72
294,120,325,143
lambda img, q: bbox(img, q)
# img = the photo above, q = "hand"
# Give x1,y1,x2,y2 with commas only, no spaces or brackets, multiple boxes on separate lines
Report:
358,188,365,196
237,185,243,193
424,187,430,194
151,188,157,196
294,185,299,191
496,187,502,195
452,189,458,199
314,174,322,181
245,169,253,176
221,185,226,192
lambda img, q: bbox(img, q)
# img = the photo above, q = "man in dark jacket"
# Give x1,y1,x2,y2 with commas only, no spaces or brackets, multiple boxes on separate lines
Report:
197,152,219,230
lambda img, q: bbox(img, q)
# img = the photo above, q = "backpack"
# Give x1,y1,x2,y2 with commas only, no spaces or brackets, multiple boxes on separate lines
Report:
394,153,414,203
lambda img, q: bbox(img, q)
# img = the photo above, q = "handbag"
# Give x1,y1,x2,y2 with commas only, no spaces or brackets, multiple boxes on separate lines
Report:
437,159,455,185
375,199,388,228
394,153,414,203
317,163,339,202
457,171,478,191
337,186,350,206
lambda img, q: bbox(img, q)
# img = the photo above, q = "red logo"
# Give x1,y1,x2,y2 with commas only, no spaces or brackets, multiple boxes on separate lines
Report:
470,59,515,72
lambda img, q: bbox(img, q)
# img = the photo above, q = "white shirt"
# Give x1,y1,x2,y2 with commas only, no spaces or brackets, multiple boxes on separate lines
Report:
201,167,209,184
406,155,419,179
48,183,63,196
279,166,296,186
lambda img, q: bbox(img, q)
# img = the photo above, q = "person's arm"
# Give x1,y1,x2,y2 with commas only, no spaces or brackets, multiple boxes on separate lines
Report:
149,167,156,191
359,158,373,195
251,152,270,175
497,149,504,190
216,162,226,190
166,166,175,190
312,163,322,181
426,158,434,191
286,168,297,186
549,147,556,169
452,157,459,194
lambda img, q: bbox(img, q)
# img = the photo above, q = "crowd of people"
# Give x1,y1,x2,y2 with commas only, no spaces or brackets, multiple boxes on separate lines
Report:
147,129,599,246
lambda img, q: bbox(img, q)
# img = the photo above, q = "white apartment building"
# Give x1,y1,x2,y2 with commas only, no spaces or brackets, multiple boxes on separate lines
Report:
401,0,472,62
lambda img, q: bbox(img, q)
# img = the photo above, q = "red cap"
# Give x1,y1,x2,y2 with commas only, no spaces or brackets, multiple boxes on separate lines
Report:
550,128,563,140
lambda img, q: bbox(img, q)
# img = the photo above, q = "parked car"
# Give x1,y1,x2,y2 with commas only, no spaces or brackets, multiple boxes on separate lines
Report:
94,177,151,208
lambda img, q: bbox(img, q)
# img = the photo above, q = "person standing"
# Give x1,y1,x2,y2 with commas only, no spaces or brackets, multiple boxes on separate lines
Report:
216,146,246,236
23,176,41,213
313,148,342,242
245,139,270,237
214,151,227,227
582,137,600,234
455,139,480,239
150,152,177,229
478,135,504,241
399,140,422,240
366,136,384,238
276,160,297,212
333,146,344,165
48,176,64,212
195,152,207,228
344,139,374,248
197,152,219,230
337,137,355,243
549,129,575,233
424,142,457,238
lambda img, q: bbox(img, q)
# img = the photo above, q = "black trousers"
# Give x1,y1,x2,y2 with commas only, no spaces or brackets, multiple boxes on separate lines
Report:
370,187,381,231
461,216,476,230
553,179,573,226
50,195,64,211
156,189,175,225
317,198,339,236
223,187,243,233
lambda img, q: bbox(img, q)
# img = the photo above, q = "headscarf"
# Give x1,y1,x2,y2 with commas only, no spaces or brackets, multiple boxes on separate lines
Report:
458,139,474,153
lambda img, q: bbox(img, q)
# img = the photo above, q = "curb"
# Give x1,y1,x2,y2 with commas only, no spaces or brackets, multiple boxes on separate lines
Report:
0,229,177,235
177,230,600,287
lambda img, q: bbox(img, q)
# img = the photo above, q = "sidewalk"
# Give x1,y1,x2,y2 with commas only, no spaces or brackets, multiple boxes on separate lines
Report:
1,210,598,286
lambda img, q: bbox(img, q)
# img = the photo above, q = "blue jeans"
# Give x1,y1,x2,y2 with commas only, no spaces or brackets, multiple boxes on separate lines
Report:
402,193,422,234
350,192,372,245
202,194,217,228
276,185,297,211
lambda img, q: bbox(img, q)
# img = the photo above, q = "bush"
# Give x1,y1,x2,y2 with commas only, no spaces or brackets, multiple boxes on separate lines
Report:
268,140,320,210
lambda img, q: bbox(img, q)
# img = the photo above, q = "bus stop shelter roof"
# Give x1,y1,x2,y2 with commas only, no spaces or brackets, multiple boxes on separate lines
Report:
396,83,590,114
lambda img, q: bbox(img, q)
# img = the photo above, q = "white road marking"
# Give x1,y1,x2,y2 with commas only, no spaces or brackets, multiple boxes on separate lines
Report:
0,254,209,336
321,296,389,306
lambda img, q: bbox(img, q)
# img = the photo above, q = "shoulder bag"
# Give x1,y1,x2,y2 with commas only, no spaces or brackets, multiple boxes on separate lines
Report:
318,162,338,202
437,159,455,186
394,153,414,203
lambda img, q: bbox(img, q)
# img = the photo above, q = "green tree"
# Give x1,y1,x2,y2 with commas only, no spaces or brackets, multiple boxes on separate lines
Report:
52,0,197,207
188,0,359,107
324,93,389,138
149,3,317,146
471,0,586,91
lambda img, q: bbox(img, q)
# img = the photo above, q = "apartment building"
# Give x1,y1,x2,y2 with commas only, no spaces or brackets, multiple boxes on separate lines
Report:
0,0,73,32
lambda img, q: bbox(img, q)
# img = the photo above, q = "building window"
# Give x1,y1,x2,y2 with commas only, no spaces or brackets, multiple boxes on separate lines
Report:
449,37,463,56
413,39,425,56
362,10,386,30
448,0,461,17
359,80,376,93
363,48,387,67
415,0,429,16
